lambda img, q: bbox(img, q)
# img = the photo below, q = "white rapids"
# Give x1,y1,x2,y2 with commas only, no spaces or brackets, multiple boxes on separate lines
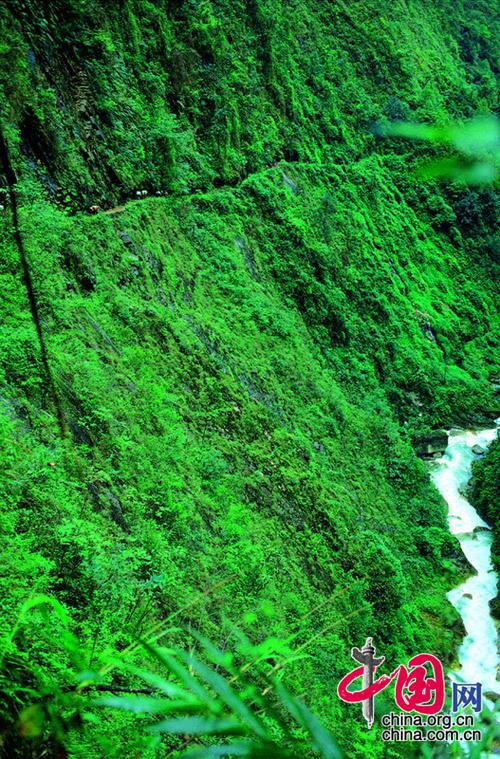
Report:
431,426,499,695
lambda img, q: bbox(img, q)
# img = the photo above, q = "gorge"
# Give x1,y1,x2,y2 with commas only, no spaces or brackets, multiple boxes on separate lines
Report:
432,426,499,698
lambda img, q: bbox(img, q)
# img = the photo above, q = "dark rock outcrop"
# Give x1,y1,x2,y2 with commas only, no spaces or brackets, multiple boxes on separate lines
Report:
414,429,448,458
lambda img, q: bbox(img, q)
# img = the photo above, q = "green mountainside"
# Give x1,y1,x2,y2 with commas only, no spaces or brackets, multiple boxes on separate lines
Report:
0,1,498,757
471,438,500,576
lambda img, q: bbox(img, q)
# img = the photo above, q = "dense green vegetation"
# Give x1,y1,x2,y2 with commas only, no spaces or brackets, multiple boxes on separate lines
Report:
471,437,500,578
0,0,498,757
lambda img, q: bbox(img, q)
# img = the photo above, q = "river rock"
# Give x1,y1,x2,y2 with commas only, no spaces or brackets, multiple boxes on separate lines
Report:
473,525,490,534
415,429,448,458
471,443,486,456
462,593,473,599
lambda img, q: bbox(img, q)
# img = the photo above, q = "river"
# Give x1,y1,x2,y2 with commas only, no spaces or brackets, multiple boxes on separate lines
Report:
431,426,499,696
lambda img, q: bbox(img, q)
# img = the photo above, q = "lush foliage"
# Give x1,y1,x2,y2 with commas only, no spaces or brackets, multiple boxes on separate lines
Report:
4,600,500,759
471,437,500,576
0,0,498,757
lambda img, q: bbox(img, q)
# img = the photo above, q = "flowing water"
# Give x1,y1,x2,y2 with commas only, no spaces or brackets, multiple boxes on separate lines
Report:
431,426,499,695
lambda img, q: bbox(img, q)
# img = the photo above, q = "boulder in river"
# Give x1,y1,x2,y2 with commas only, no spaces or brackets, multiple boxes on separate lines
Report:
471,443,486,456
473,525,490,534
415,429,448,458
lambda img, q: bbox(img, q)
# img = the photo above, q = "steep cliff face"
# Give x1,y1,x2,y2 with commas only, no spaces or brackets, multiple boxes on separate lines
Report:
1,1,498,199
0,1,498,757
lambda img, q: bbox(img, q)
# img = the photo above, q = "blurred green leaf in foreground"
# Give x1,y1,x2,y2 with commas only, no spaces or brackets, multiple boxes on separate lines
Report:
378,116,499,185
